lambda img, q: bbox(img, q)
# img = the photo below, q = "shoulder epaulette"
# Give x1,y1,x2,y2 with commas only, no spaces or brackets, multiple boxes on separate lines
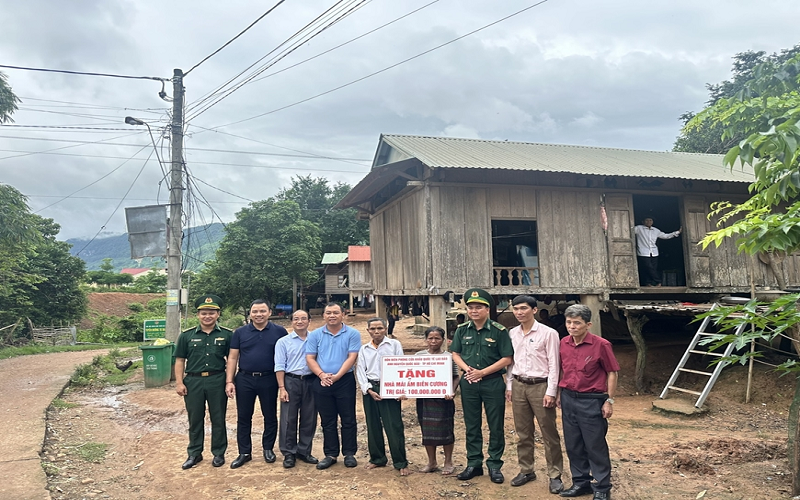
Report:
490,320,507,331
457,321,470,328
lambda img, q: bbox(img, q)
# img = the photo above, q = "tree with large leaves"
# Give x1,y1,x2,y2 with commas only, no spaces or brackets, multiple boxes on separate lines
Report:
275,175,369,254
0,72,20,124
684,51,800,494
195,199,321,312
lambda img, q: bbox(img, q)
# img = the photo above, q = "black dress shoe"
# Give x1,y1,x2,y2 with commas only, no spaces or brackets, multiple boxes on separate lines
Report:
181,455,203,470
560,484,593,497
297,454,319,464
456,466,484,480
283,454,296,468
344,455,358,468
212,455,225,467
316,456,337,469
489,468,504,484
592,492,610,500
549,477,564,494
230,454,251,469
264,449,277,463
511,471,536,487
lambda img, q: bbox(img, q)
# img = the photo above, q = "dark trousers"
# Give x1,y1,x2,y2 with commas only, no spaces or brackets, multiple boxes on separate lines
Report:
637,255,660,286
234,371,279,454
363,381,408,469
183,372,227,456
312,371,357,458
460,375,506,469
278,375,317,457
387,316,396,336
560,390,612,493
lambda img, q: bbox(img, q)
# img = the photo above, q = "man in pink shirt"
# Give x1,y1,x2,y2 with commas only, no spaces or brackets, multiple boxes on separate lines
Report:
505,295,564,493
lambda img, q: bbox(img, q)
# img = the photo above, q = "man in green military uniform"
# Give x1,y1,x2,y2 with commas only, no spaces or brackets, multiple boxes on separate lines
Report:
451,288,513,484
175,294,232,470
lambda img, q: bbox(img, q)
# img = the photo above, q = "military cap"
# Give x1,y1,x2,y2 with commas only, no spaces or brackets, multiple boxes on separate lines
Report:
464,288,494,309
195,294,223,310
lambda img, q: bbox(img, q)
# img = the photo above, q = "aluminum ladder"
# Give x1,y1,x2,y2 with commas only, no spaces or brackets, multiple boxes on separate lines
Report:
658,303,748,408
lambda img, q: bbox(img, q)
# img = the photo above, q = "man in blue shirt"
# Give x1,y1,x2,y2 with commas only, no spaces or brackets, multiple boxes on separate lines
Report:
305,303,361,470
274,309,318,468
225,299,288,469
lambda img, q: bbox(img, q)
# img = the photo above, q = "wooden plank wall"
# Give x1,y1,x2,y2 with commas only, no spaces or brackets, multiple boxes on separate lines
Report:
349,262,372,290
371,190,429,292
537,190,608,288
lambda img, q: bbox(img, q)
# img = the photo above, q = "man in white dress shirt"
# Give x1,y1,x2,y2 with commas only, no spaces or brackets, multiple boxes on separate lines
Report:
633,217,681,286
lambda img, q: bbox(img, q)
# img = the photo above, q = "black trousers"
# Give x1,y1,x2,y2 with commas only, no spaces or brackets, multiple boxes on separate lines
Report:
278,375,317,457
234,371,279,454
312,371,357,458
560,390,612,493
637,255,660,286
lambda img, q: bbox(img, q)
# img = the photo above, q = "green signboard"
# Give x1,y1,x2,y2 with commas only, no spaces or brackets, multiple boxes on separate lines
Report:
143,319,166,340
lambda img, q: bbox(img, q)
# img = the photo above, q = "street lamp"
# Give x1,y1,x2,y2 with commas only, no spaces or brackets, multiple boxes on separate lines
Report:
125,115,183,342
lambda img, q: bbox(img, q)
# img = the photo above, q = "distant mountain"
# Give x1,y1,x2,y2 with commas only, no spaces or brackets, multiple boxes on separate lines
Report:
67,223,225,271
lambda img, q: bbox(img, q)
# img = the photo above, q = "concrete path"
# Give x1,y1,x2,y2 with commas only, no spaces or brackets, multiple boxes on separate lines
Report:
0,350,107,500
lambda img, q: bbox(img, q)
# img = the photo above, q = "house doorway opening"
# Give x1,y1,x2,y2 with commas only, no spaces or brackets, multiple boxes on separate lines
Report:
491,219,539,286
632,195,686,287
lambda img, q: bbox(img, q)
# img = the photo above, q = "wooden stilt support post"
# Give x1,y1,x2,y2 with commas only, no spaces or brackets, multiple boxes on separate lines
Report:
626,312,649,394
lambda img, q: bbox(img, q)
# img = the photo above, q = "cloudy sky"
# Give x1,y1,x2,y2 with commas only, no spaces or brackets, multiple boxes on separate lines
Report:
1,0,799,240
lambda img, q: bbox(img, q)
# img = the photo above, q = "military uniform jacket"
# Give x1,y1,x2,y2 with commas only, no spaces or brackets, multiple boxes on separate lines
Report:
450,319,513,372
175,324,232,373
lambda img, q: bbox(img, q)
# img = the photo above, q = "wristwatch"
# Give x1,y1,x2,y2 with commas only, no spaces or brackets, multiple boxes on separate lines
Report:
605,398,615,405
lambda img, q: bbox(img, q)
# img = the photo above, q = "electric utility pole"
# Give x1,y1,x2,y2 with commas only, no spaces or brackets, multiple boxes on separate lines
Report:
166,68,184,342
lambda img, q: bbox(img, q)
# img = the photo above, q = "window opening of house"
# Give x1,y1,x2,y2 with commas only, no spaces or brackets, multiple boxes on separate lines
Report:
491,219,539,286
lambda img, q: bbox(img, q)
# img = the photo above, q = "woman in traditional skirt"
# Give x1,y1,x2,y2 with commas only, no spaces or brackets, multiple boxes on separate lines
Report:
415,326,460,475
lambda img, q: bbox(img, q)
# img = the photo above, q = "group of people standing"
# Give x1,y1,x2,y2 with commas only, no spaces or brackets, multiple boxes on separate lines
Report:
174,288,619,500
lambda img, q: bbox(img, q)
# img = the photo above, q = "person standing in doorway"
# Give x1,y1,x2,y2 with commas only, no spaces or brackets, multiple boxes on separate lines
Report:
557,304,620,500
634,217,681,286
506,295,564,493
451,288,513,484
274,309,318,468
305,303,361,470
174,294,231,469
225,299,288,469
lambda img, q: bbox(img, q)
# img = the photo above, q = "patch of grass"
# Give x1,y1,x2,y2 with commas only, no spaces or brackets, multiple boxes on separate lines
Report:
70,352,142,387
0,344,108,360
51,398,78,409
74,442,107,463
41,461,60,476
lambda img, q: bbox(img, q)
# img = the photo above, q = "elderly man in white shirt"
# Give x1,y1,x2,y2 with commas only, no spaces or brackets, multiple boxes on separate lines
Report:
356,317,410,476
505,295,564,493
633,217,681,286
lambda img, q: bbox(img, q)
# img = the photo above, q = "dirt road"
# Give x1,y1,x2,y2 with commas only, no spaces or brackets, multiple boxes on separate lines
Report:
0,350,106,500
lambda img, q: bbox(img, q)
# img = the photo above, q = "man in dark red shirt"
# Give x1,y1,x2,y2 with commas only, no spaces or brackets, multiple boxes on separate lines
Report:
556,305,619,500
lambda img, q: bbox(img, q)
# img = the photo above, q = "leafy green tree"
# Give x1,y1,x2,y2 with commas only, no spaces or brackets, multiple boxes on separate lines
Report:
99,258,115,273
276,175,369,253
0,185,87,331
674,45,800,153
0,72,20,124
685,51,800,494
194,199,321,311
129,268,167,293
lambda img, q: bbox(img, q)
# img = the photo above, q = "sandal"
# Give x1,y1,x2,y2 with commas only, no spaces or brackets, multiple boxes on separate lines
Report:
441,465,455,475
418,464,439,473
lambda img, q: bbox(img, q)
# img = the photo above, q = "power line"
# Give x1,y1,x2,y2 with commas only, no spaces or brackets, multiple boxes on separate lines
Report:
248,0,441,86
207,0,551,131
186,0,370,122
0,124,135,132
27,194,247,205
74,147,155,256
0,64,168,81
19,95,168,114
34,144,151,213
0,134,371,160
184,0,289,76
0,131,146,162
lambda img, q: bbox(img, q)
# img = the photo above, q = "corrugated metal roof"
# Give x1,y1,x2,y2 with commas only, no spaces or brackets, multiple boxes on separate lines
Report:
379,134,754,183
347,245,371,262
321,253,348,265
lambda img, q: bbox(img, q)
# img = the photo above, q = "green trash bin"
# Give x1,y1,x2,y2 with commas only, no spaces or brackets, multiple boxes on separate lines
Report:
139,343,175,388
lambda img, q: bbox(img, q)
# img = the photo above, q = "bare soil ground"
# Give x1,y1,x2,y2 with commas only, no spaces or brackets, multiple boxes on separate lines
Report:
42,313,796,499
79,293,162,330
